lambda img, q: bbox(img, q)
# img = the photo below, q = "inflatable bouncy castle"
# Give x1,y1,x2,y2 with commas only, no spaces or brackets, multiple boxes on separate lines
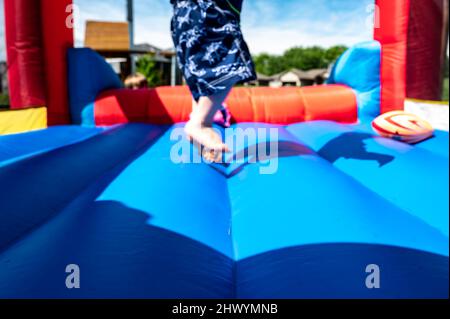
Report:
0,0,448,298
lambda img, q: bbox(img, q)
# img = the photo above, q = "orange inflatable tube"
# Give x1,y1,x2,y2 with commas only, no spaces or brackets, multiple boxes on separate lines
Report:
95,85,358,126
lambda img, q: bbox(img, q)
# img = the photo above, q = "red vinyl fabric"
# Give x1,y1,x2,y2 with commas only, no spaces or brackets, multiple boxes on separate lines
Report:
406,0,448,101
4,0,73,124
94,86,358,126
40,0,74,125
4,0,47,109
374,0,411,113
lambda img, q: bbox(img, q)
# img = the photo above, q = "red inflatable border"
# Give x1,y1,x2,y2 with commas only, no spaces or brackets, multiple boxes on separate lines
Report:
94,86,358,126
4,0,73,125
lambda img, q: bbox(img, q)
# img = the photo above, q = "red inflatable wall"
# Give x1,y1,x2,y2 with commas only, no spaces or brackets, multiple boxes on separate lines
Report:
374,0,410,113
4,0,47,109
41,0,74,125
4,0,73,124
94,86,358,126
406,0,449,101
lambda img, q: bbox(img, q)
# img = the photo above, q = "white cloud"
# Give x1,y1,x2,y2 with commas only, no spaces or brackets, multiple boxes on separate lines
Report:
241,0,373,54
0,0,374,60
133,0,173,49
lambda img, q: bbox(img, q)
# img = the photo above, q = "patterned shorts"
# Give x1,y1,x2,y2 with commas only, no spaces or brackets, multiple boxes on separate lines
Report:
171,0,256,101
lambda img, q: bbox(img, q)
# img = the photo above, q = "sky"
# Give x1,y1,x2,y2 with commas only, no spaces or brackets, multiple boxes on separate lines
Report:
0,0,376,61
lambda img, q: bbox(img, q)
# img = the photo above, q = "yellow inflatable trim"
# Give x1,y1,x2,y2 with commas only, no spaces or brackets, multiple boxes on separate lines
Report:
0,107,47,136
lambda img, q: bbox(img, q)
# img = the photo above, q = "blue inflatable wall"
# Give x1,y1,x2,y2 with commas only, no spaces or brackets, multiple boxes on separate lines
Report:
328,41,382,119
68,48,123,126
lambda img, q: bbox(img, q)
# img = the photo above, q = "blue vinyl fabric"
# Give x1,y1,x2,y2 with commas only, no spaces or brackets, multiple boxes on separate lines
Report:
287,120,449,237
328,41,382,118
67,48,123,126
0,126,107,167
0,123,448,298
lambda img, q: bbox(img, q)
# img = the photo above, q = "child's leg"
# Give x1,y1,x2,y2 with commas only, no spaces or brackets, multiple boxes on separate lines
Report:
185,87,232,160
189,87,232,127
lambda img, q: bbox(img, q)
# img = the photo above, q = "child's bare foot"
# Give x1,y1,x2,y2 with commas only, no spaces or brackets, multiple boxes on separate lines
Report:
201,127,230,162
185,122,229,163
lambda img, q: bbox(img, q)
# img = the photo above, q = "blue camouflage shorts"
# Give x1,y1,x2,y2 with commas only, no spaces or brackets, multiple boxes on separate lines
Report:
170,0,256,101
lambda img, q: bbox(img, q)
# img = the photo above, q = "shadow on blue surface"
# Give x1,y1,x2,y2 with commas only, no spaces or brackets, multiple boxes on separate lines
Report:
210,141,315,178
0,199,447,298
237,243,449,299
0,125,167,252
0,200,233,299
318,132,395,167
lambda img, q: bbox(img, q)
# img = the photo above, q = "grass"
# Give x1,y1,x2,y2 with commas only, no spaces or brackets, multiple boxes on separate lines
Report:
443,78,449,101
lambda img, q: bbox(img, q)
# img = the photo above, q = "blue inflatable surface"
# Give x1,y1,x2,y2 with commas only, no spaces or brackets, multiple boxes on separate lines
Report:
68,48,123,126
328,41,381,118
0,122,448,298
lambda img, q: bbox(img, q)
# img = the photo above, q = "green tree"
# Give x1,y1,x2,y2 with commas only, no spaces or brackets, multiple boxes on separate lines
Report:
444,55,449,78
253,45,348,76
283,46,326,70
135,55,163,87
253,53,287,76
324,45,348,65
